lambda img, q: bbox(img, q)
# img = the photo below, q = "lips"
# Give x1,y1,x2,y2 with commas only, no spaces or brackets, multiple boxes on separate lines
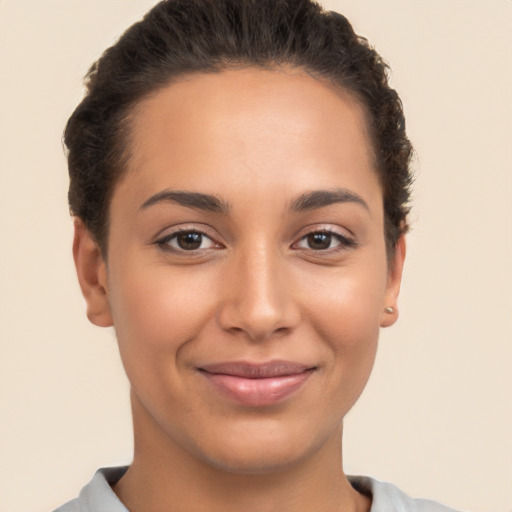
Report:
198,360,316,406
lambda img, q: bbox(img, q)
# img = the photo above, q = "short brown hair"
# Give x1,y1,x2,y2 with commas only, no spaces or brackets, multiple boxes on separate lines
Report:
65,0,413,254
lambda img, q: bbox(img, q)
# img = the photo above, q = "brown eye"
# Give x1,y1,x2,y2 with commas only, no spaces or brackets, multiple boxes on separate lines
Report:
158,230,218,252
176,232,203,250
294,229,356,252
307,232,332,250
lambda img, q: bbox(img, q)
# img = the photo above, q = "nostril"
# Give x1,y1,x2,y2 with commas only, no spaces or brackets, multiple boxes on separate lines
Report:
216,282,301,341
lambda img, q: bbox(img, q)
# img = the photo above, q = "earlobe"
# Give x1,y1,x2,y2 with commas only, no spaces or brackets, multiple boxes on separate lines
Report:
73,218,113,327
380,235,406,328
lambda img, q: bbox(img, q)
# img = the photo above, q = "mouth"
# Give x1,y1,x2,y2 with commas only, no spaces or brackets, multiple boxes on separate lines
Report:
197,360,317,407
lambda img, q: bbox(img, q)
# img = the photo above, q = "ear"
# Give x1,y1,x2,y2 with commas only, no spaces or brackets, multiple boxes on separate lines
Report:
72,218,113,327
380,235,406,328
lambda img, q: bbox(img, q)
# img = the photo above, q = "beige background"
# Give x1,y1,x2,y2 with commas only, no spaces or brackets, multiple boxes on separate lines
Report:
1,1,511,511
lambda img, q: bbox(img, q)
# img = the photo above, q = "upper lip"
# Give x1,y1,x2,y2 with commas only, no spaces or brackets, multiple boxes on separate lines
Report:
198,360,315,378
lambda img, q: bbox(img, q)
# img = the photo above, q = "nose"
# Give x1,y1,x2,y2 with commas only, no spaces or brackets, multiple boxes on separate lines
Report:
217,244,301,342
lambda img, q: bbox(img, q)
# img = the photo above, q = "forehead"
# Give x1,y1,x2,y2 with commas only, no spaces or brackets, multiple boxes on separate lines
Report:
117,67,380,212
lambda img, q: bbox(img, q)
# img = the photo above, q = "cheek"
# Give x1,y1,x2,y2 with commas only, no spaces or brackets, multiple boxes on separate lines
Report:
107,259,217,358
301,262,387,342
106,260,220,424
314,277,381,369
298,259,387,393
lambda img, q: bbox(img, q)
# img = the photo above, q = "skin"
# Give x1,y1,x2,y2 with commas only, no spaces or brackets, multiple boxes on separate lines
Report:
74,68,405,512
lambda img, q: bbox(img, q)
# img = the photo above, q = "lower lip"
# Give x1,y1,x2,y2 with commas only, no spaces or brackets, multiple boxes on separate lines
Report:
199,370,314,406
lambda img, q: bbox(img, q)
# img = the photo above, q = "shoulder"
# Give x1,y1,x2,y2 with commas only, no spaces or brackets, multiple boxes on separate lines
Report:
52,499,80,512
348,475,467,512
51,467,129,512
53,468,467,512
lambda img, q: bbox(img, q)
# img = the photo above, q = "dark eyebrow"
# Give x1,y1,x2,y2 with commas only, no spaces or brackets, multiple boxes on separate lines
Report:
139,190,230,214
289,189,370,213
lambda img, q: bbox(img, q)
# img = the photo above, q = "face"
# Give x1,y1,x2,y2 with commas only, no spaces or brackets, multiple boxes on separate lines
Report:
75,68,404,474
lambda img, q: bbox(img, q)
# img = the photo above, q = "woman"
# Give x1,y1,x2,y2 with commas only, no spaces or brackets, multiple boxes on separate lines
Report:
55,0,460,510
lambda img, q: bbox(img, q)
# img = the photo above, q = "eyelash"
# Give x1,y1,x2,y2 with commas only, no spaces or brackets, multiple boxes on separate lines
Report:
155,228,356,255
293,229,357,253
156,229,220,254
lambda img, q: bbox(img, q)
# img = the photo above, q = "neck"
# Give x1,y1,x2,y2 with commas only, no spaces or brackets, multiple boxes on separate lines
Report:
113,391,370,512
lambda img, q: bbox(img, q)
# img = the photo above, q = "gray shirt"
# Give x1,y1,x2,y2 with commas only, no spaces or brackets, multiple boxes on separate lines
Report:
53,466,464,512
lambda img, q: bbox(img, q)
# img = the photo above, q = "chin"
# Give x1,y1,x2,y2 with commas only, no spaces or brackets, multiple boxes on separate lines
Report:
201,446,310,475
188,417,341,475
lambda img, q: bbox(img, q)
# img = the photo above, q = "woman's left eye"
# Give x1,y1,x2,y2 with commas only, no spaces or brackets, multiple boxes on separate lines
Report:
294,231,354,251
158,230,218,252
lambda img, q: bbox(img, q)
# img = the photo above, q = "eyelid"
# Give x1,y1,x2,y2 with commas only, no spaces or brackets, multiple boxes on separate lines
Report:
153,224,225,253
292,225,357,251
153,222,220,241
151,223,356,254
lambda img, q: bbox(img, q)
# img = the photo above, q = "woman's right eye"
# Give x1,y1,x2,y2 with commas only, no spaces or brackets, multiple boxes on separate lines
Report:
157,230,219,252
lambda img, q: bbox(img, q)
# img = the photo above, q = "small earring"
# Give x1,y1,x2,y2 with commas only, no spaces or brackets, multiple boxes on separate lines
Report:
384,306,394,314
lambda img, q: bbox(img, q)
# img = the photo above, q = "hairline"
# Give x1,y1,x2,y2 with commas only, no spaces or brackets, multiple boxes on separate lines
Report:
95,63,390,258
